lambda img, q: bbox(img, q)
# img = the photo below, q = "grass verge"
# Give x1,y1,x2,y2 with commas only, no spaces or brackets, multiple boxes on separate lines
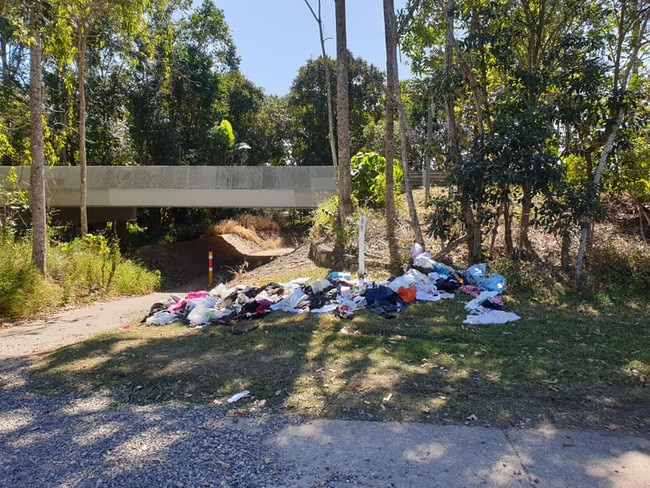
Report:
30,286,649,435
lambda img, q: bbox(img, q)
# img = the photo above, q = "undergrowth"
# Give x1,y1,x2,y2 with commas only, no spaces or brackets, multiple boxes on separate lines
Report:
0,234,160,321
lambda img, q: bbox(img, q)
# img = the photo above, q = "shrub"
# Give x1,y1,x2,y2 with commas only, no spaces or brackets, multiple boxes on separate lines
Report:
0,240,61,319
589,243,650,294
351,151,403,208
310,195,358,248
0,233,160,320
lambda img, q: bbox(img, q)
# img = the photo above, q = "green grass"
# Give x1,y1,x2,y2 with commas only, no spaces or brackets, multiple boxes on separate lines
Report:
0,235,160,320
30,285,650,435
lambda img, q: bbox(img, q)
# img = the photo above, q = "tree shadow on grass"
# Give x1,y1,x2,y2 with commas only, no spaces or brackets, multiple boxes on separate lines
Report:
3,291,649,486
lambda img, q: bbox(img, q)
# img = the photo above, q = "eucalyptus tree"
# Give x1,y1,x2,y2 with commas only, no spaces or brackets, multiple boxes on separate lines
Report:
383,0,401,269
288,56,383,166
574,0,650,278
303,0,337,167
51,0,156,235
28,0,46,273
334,0,353,226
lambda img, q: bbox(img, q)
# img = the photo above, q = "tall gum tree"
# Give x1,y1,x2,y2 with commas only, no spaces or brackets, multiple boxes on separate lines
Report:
334,0,353,230
383,0,401,270
52,0,153,235
303,0,337,167
29,0,46,274
575,0,650,278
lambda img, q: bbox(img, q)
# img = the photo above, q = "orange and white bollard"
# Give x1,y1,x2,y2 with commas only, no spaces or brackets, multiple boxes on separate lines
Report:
208,251,214,286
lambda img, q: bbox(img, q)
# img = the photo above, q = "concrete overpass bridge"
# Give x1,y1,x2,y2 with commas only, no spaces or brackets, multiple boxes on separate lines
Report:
1,165,337,223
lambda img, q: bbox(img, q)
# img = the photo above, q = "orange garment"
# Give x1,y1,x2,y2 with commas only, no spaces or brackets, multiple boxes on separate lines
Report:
397,285,416,303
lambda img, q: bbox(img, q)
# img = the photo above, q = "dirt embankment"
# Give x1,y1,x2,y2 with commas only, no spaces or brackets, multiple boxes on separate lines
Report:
134,234,295,289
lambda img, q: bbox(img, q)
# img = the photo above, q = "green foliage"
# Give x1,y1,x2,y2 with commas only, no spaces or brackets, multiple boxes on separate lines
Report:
288,56,384,166
310,195,358,247
425,192,463,245
218,119,235,149
0,234,160,320
0,240,61,319
350,151,402,208
588,243,650,294
488,256,565,301
0,167,29,240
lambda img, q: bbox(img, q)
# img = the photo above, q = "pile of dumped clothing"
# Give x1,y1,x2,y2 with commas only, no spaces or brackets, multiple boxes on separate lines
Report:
144,244,520,329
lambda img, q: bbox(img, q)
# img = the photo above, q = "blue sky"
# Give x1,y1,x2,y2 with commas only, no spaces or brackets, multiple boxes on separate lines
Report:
215,0,410,96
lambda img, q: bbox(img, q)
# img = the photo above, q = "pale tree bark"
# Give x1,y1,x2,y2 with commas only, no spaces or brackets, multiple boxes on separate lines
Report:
384,0,424,248
29,1,47,275
425,96,433,204
436,0,484,135
383,0,401,271
441,0,482,262
77,31,89,235
334,0,353,228
303,0,337,166
575,0,649,279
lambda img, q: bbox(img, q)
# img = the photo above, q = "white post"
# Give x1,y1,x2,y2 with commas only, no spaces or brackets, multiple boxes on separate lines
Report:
358,215,366,278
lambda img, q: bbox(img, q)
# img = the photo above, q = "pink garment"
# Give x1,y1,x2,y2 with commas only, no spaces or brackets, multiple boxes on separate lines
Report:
168,290,208,313
459,285,482,297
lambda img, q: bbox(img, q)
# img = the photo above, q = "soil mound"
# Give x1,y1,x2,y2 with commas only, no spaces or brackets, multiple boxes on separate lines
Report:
134,234,295,289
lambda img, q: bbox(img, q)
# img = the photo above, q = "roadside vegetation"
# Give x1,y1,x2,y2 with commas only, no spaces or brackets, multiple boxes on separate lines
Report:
0,233,161,320
26,188,650,436
1,0,648,434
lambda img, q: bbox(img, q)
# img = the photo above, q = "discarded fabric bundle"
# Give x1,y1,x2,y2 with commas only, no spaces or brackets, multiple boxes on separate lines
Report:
142,246,519,330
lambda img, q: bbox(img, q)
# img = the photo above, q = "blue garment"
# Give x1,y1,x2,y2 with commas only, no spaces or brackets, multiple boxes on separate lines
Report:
477,273,506,293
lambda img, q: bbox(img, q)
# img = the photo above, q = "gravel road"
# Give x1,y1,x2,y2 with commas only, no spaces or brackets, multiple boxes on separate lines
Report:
1,361,312,488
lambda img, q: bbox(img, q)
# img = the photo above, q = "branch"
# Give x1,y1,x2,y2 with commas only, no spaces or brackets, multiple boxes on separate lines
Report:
396,0,424,39
433,235,468,261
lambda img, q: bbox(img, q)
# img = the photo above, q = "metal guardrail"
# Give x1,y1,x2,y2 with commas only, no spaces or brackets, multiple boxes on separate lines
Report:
407,171,446,187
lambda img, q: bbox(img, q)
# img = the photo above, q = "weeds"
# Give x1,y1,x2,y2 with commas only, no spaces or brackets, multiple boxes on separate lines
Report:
0,234,160,320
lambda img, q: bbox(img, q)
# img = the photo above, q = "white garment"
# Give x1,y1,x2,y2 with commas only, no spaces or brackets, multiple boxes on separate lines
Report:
463,311,520,325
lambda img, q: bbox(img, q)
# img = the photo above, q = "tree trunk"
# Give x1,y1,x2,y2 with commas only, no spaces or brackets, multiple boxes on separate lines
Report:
383,0,401,271
442,0,481,260
78,34,88,236
575,116,620,279
504,197,513,254
29,2,47,275
425,96,433,204
518,186,533,252
575,1,649,279
561,231,571,272
385,0,424,248
334,0,352,231
303,0,337,166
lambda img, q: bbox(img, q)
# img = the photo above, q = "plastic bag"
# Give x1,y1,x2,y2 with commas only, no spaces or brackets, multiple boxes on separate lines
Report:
187,305,217,326
478,273,506,293
410,242,424,260
145,311,178,326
